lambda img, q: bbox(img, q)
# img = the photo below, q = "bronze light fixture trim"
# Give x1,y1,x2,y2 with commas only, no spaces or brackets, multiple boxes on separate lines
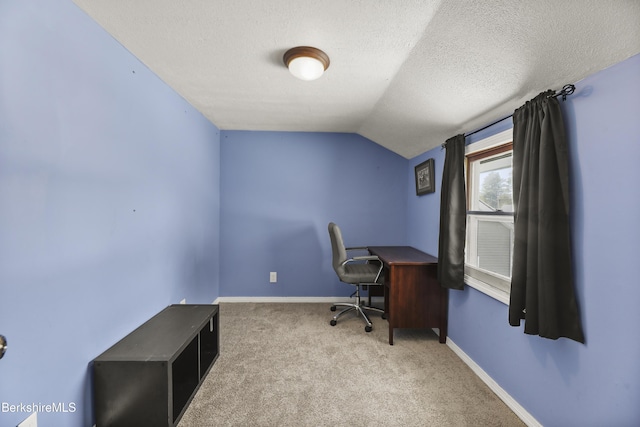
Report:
283,46,330,81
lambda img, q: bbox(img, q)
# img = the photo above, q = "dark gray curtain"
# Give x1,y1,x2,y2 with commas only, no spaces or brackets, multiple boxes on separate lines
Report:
437,134,466,290
509,91,585,343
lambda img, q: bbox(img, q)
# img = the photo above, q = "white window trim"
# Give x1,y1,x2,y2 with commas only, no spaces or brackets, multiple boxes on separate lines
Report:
465,128,513,306
465,128,513,155
464,273,510,305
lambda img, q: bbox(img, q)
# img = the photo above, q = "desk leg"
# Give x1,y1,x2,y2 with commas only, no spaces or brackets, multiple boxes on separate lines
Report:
384,283,393,345
438,288,449,344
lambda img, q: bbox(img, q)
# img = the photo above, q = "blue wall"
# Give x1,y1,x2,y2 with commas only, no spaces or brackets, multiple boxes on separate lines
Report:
0,2,221,426
407,54,640,426
219,131,408,297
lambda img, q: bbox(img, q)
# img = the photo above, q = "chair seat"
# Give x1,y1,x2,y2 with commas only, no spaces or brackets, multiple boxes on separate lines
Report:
341,263,383,284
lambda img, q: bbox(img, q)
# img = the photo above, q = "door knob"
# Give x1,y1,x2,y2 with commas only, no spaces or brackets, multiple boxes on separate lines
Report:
0,335,6,359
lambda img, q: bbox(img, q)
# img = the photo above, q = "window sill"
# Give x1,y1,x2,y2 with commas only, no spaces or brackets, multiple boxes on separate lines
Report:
464,274,510,305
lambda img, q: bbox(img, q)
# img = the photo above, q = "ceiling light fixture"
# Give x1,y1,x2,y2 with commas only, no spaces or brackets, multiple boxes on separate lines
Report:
283,46,330,81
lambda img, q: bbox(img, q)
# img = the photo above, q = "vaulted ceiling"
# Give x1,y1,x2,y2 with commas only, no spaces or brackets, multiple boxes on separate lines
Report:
73,0,640,158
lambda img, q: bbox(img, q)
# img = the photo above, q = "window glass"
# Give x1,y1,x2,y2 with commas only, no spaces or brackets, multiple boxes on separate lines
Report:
474,153,513,212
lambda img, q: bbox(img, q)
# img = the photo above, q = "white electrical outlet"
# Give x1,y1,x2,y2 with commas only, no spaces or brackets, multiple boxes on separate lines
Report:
18,412,37,427
269,272,277,283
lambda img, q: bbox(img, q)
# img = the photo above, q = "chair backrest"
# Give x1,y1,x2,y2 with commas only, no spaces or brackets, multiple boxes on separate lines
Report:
328,222,348,278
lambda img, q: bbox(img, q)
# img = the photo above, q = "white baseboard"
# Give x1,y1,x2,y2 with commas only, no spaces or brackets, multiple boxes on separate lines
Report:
213,296,384,304
446,338,542,427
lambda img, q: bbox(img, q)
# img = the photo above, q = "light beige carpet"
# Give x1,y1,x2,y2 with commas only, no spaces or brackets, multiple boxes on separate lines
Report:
178,303,524,427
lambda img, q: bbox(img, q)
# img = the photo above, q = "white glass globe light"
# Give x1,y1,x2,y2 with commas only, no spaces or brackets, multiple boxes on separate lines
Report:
283,47,330,82
287,56,325,81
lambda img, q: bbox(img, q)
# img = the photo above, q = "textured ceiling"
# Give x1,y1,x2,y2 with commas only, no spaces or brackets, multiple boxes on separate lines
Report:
73,0,640,158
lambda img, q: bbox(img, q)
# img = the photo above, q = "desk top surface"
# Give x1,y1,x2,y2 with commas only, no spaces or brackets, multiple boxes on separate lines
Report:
368,246,438,265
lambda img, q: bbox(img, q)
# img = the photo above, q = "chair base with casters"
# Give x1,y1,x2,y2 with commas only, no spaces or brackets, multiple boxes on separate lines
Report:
330,285,386,332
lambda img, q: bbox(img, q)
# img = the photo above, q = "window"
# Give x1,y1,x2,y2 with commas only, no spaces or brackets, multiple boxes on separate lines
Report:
465,129,513,304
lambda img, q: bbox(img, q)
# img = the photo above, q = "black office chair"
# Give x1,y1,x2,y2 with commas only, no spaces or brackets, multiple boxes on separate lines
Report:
328,222,385,332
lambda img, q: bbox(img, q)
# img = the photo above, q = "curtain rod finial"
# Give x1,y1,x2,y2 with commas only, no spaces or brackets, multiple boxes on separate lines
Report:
552,84,576,101
561,84,575,101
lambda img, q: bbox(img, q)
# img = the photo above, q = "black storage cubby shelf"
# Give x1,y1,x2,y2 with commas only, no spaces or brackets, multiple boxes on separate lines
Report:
93,304,219,427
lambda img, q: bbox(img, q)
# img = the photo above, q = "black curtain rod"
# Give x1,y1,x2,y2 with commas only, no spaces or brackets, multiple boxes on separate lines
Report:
441,84,576,148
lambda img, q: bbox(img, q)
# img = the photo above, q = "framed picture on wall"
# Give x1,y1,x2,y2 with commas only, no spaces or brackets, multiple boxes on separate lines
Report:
415,158,435,195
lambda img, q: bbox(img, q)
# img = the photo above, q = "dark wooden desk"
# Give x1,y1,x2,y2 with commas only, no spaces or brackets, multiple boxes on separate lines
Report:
368,246,448,345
